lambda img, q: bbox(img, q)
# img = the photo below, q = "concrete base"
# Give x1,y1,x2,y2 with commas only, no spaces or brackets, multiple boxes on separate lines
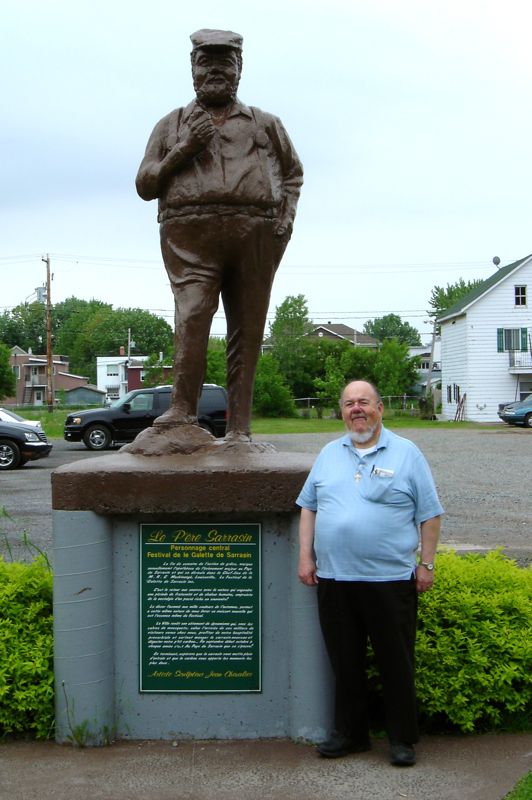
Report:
52,449,333,745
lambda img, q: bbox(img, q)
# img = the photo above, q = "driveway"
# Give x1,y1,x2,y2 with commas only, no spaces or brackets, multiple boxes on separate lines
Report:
1,428,531,564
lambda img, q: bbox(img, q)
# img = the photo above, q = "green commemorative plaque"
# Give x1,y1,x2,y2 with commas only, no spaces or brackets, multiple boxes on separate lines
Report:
140,523,261,692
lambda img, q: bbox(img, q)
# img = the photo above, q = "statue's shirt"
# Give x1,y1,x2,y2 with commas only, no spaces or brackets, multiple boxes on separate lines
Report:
142,100,302,221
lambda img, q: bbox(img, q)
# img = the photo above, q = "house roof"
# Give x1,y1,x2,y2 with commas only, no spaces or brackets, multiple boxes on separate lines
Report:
438,254,532,322
308,324,378,346
65,384,105,394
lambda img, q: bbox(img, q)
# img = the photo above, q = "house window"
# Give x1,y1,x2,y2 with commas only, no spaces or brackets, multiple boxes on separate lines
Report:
107,364,119,376
497,328,528,352
420,359,430,370
446,385,452,404
12,365,20,379
515,285,527,306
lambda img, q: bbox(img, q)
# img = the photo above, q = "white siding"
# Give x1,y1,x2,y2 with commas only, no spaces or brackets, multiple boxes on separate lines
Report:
96,356,129,398
440,259,532,422
441,316,468,419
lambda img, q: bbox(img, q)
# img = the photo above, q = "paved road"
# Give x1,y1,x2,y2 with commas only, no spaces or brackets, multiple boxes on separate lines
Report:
1,428,531,564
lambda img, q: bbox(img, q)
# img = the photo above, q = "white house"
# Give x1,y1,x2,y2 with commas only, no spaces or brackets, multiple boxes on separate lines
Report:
96,354,150,401
439,255,532,422
408,339,441,395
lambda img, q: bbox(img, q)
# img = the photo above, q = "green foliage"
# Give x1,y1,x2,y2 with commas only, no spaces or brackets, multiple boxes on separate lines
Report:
0,296,173,384
205,338,227,387
315,340,418,407
504,771,532,799
62,306,173,382
269,294,313,343
0,556,54,739
252,354,297,417
53,297,113,361
0,302,47,353
141,351,173,388
363,313,422,346
0,341,16,399
269,294,316,396
372,339,420,396
428,278,484,323
415,551,532,733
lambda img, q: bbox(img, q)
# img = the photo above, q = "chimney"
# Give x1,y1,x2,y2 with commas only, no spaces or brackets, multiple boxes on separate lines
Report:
119,346,125,356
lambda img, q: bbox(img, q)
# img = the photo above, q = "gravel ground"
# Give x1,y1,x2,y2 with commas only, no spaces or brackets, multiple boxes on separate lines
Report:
257,427,532,565
1,427,531,564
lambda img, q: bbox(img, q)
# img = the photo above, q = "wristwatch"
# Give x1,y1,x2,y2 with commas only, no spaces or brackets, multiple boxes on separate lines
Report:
419,560,434,571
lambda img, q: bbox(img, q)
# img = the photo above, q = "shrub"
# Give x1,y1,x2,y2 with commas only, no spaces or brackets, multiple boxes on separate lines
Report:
253,354,297,417
416,550,532,733
0,557,54,739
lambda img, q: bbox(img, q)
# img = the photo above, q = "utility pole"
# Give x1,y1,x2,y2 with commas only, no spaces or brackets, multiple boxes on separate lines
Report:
425,318,438,402
42,254,54,413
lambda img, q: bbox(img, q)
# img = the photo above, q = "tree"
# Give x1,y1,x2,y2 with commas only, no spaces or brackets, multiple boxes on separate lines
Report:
61,306,174,383
429,278,484,321
0,342,16,400
269,294,315,396
315,340,419,413
363,314,421,346
372,339,419,397
54,297,112,355
315,346,379,414
252,354,297,417
269,294,313,343
205,338,227,387
0,302,47,352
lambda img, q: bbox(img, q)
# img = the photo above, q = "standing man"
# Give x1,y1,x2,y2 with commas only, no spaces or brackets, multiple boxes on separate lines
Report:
132,29,303,453
296,380,443,766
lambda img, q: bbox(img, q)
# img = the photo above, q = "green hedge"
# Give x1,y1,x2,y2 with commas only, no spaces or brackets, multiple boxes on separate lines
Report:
416,550,532,733
0,557,54,739
0,550,530,740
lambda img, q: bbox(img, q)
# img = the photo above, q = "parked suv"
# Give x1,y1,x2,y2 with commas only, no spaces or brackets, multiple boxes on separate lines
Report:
64,384,228,450
0,420,53,470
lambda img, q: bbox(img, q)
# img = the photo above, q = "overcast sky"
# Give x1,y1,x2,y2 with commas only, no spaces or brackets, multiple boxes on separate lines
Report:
3,0,532,345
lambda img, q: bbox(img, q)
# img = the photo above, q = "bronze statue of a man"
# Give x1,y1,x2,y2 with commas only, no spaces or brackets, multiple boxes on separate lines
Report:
132,29,303,453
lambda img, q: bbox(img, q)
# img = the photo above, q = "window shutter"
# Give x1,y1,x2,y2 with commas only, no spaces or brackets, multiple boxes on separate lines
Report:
497,328,504,352
521,328,528,352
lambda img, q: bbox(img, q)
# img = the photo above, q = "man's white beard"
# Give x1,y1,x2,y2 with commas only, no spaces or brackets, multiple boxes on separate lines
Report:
350,422,378,445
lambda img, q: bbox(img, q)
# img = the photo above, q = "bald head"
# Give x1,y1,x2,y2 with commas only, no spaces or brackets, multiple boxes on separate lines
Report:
340,380,384,447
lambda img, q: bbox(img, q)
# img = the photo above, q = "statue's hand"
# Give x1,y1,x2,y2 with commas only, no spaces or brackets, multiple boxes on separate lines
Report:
273,218,292,237
179,108,216,156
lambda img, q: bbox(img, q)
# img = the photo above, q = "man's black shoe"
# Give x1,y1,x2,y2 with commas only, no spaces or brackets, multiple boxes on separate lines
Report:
389,742,416,766
317,733,371,759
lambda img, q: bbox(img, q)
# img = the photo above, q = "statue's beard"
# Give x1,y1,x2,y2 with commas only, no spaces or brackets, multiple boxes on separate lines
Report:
194,77,238,107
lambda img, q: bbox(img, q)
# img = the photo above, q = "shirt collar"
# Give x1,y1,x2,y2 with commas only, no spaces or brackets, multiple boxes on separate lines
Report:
183,97,252,121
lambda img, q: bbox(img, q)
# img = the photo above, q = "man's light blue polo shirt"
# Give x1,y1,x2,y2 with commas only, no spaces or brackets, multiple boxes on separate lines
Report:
296,427,444,581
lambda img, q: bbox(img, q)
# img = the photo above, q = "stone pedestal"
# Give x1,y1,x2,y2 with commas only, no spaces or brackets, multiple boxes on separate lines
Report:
52,449,333,744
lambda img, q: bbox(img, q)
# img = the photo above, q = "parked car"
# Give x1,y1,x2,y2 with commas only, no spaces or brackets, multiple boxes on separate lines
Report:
64,384,228,450
0,420,53,470
0,407,43,430
497,394,532,427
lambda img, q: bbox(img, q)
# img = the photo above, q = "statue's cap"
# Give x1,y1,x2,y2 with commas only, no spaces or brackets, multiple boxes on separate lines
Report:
190,29,243,51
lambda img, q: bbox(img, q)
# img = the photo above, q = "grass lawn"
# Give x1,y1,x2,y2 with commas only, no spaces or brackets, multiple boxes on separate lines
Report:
13,406,500,439
504,771,532,799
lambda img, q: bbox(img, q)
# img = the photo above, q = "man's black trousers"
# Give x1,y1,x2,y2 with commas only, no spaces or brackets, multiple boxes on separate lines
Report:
317,577,419,745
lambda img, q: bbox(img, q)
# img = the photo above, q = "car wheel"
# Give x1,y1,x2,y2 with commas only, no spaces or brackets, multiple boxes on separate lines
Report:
524,414,532,428
83,424,112,450
0,439,22,470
